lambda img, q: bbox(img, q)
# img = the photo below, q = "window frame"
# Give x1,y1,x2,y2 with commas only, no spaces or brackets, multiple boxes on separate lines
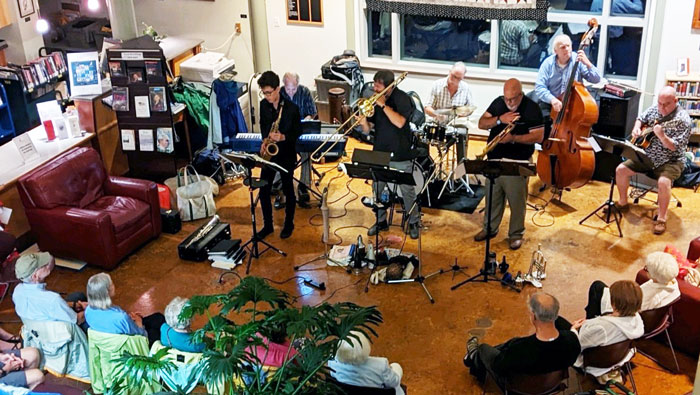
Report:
356,0,652,86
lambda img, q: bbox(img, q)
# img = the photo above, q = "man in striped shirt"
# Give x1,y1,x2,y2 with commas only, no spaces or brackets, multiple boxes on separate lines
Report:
424,62,474,123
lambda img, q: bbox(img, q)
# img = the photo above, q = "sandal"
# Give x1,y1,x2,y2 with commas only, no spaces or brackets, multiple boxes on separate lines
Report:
653,220,666,235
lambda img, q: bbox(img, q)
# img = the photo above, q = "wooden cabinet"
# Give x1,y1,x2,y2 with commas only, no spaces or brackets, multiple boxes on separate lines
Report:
74,90,129,176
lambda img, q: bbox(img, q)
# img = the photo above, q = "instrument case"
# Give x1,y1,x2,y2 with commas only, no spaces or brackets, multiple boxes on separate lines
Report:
178,222,231,261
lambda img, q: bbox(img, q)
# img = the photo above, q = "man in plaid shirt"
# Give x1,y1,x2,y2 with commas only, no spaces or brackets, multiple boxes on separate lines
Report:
614,86,691,235
424,62,473,123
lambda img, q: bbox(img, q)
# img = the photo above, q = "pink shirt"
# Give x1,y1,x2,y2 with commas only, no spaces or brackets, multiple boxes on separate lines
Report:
248,337,298,368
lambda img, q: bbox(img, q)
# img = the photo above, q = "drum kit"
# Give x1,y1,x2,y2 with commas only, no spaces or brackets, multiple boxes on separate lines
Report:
412,105,477,198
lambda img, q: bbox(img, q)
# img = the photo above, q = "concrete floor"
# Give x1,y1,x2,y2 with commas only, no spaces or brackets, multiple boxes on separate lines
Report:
4,139,698,394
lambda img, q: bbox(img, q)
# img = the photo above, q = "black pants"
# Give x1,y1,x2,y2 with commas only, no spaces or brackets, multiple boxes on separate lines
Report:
260,163,296,228
585,280,608,319
466,342,506,387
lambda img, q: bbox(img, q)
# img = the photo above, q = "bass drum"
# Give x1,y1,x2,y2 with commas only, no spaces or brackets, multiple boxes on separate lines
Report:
393,155,435,198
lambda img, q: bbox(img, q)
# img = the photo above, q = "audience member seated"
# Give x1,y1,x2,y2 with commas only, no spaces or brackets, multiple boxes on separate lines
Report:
557,280,644,379
160,297,204,353
85,273,165,346
248,323,298,369
12,253,90,382
464,293,580,389
327,331,405,395
0,347,44,390
585,252,680,319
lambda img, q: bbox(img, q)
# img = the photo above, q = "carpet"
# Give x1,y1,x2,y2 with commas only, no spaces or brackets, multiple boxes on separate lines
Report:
422,180,485,214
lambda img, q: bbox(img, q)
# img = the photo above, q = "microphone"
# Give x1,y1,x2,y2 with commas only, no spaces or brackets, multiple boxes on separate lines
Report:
321,187,329,244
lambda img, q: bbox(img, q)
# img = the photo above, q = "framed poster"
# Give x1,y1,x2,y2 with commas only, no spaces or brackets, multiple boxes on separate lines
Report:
66,52,102,96
17,0,35,18
287,0,322,26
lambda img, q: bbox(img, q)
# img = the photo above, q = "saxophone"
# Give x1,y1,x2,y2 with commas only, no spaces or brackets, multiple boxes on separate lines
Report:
261,100,284,161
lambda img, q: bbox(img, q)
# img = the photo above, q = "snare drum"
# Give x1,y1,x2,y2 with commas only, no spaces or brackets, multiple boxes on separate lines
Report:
423,123,446,143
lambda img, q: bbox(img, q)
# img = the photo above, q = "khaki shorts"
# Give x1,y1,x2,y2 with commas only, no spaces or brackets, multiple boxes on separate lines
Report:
622,159,685,181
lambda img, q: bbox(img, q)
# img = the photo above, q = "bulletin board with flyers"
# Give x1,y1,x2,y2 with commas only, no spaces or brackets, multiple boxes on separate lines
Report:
106,47,176,159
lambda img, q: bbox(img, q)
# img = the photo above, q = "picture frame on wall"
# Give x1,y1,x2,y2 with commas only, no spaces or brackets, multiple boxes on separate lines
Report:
678,58,690,76
17,0,35,18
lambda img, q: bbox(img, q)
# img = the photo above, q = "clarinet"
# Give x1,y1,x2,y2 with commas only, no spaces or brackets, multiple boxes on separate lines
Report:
185,215,220,249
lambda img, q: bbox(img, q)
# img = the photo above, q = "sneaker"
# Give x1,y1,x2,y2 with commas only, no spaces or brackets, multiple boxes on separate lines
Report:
408,223,420,240
280,224,294,239
463,336,480,368
258,225,274,240
368,221,389,236
473,229,498,242
596,368,622,385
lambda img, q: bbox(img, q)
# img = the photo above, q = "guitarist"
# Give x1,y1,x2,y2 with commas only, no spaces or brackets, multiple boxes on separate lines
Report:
614,86,691,235
474,79,544,250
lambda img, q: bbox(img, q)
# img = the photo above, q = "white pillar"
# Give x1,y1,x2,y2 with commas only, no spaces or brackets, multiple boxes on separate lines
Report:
107,0,138,41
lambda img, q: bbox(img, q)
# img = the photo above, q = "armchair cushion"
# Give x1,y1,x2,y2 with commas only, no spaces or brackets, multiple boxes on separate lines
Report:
85,196,150,234
21,147,106,210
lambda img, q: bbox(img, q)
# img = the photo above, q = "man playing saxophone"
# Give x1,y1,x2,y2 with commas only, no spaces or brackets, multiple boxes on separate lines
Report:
258,71,302,239
474,78,543,250
358,70,420,240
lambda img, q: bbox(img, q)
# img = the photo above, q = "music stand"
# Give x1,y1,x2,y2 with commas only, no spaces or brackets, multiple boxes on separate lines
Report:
220,152,287,274
451,159,535,292
578,135,652,238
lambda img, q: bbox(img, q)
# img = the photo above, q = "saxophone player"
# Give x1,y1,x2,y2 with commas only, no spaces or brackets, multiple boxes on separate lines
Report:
258,71,302,239
474,78,543,250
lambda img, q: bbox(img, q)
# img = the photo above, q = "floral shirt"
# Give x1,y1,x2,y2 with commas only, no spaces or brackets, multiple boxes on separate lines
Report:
637,105,691,168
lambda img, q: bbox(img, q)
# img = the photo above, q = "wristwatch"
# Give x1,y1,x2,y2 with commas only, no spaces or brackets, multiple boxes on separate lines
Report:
379,104,386,110
496,116,502,126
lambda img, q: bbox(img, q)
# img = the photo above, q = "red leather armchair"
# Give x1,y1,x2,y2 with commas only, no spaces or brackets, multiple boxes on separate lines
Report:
636,236,700,356
17,147,161,269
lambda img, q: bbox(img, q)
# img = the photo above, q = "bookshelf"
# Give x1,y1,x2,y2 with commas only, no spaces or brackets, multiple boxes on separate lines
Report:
666,72,700,137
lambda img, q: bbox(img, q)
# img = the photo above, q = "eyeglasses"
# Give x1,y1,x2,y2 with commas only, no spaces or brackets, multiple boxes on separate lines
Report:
262,89,276,96
504,92,523,103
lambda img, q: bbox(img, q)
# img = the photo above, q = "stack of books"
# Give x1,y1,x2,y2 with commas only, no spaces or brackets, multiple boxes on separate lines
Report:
208,239,245,270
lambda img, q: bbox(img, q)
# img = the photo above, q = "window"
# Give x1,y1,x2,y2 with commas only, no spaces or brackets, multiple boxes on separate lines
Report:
402,16,490,65
360,0,649,83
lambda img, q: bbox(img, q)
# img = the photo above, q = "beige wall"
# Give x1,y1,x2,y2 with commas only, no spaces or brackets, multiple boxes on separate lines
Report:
133,0,255,82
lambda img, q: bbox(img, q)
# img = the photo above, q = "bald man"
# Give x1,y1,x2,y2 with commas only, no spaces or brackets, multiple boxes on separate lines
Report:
534,34,600,118
475,79,544,250
424,61,473,122
613,86,691,235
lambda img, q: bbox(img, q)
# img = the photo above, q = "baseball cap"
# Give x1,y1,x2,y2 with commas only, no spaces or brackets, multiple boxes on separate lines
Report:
15,252,53,281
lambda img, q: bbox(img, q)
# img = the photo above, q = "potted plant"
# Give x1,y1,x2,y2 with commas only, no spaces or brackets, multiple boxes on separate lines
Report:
111,276,383,394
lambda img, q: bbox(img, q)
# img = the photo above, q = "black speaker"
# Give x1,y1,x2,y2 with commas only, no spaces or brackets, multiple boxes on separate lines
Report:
592,92,641,140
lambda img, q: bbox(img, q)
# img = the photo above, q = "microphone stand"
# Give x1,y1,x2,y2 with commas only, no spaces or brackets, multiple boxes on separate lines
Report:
294,188,343,270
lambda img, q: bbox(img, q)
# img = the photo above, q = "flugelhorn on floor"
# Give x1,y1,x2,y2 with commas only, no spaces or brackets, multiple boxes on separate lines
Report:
515,243,547,288
310,72,408,162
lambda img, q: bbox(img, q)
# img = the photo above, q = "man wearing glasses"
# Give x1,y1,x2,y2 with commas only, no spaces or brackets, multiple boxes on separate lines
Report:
475,79,544,250
424,61,473,123
257,71,302,240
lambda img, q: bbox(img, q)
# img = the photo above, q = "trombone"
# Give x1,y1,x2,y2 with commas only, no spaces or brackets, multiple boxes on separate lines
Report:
310,72,408,163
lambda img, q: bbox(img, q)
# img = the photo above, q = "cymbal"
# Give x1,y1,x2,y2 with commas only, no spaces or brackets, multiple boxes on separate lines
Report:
435,105,477,117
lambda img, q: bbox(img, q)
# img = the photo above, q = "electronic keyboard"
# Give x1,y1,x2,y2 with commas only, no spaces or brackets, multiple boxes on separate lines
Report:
231,133,347,156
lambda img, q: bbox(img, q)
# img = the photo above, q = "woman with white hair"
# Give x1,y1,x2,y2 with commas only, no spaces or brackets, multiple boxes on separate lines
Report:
585,251,681,318
84,273,165,345
160,297,204,353
327,331,404,395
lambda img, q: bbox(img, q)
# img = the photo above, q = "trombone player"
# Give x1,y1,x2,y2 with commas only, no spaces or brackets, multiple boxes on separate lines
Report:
474,78,543,250
358,70,420,239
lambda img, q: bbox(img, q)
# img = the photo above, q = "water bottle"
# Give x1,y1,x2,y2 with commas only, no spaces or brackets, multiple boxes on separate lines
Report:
381,189,389,204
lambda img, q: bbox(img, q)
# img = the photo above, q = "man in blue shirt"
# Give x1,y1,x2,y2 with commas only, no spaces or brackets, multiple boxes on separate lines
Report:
281,72,318,208
534,34,601,118
12,252,86,326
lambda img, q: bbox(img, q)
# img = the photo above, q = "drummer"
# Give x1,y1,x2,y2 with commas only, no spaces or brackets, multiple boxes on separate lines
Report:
424,62,474,123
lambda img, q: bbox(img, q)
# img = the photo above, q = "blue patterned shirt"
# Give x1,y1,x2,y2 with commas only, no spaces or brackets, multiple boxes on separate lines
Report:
534,54,601,105
281,85,317,120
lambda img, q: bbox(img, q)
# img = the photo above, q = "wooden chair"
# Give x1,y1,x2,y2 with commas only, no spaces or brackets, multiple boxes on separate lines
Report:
483,368,569,395
638,297,681,372
580,339,637,394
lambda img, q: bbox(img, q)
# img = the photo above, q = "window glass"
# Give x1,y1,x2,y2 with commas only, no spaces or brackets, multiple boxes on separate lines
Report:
549,0,601,14
605,26,642,77
595,0,646,16
402,15,490,65
499,21,599,71
368,11,391,57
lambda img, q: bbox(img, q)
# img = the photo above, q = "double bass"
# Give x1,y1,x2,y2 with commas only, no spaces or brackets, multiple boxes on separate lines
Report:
536,19,599,190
